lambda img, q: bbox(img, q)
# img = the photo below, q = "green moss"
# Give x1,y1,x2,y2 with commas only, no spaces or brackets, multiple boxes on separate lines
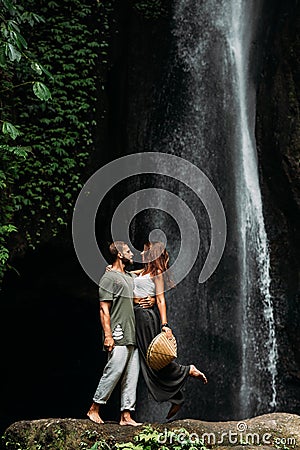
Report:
131,0,169,20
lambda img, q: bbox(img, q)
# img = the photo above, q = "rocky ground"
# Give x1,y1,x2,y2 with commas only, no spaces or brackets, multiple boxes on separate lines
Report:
1,412,299,450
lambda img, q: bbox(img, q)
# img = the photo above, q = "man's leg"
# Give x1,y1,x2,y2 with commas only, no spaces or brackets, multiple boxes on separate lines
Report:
87,346,129,424
119,346,142,426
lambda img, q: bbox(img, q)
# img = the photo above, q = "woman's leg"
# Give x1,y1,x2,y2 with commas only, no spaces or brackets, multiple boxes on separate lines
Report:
134,305,190,405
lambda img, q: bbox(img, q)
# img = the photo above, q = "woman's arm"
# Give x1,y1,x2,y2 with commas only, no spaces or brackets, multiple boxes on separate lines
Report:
130,268,144,275
105,265,144,275
154,271,173,338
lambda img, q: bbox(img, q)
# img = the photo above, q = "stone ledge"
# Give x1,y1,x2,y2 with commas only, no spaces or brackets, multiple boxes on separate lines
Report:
1,412,299,449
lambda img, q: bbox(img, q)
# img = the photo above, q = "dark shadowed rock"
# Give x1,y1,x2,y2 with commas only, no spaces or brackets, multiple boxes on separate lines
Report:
1,412,299,449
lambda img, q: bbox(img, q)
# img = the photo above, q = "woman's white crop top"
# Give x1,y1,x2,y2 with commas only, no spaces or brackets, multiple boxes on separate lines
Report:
133,273,156,297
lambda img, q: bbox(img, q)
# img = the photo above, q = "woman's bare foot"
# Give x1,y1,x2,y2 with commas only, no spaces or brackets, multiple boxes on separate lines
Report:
87,402,104,424
189,365,208,384
166,403,181,419
120,411,142,426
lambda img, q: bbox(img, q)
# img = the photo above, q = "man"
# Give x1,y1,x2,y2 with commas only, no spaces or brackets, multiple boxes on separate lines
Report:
87,241,142,426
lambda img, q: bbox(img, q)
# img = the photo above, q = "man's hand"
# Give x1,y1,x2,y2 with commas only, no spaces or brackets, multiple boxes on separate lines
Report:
104,335,115,352
105,265,113,272
139,295,155,309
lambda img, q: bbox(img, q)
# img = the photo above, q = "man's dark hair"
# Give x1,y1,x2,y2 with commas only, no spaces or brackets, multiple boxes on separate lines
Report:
109,241,127,263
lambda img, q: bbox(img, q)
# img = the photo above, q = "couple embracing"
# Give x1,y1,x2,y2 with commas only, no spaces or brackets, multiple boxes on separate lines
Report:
87,240,208,426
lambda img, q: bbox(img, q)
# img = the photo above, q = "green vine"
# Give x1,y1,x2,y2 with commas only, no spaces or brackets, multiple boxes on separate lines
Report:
0,0,116,281
0,0,168,282
0,0,52,280
131,0,169,20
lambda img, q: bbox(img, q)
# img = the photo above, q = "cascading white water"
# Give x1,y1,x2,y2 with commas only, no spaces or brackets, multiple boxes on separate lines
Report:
169,0,278,418
226,0,278,415
135,0,279,421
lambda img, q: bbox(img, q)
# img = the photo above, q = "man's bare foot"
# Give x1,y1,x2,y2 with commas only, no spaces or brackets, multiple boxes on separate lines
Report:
87,411,104,424
189,365,208,384
119,418,143,426
87,402,104,424
120,411,142,426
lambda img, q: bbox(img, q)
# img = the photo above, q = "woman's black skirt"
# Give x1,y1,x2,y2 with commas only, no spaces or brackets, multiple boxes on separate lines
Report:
134,304,190,405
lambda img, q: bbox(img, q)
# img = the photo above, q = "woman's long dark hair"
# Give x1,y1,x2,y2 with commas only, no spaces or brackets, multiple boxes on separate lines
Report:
142,241,175,289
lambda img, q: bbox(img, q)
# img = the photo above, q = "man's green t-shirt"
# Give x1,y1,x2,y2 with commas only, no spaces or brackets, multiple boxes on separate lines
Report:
99,269,136,346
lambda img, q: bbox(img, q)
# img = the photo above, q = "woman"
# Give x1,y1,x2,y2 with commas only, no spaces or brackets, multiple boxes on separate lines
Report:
109,241,208,419
133,241,207,419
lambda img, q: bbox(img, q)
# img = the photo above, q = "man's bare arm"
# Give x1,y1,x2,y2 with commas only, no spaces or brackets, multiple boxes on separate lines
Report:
100,301,114,351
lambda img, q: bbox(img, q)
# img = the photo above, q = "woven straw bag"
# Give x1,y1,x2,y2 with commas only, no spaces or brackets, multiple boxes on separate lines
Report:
146,331,177,370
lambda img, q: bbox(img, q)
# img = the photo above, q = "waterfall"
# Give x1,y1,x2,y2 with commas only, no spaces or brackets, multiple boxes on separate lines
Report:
134,0,278,420
226,0,278,416
169,0,278,417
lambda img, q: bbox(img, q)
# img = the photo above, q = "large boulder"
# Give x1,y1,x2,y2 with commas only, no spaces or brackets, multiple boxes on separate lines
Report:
1,412,299,449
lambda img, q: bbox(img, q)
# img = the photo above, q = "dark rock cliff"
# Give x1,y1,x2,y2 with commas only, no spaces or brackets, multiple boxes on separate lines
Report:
0,0,299,436
256,0,300,413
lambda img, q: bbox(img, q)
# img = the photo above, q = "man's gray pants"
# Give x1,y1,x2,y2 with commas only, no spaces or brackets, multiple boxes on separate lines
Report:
93,345,140,411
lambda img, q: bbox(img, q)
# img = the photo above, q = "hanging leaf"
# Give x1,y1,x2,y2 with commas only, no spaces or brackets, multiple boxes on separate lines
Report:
2,122,21,140
31,61,43,75
2,0,15,13
0,46,6,67
40,64,54,79
21,11,46,26
10,30,28,50
31,12,46,23
0,224,18,234
5,43,22,62
7,20,20,33
32,82,52,101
